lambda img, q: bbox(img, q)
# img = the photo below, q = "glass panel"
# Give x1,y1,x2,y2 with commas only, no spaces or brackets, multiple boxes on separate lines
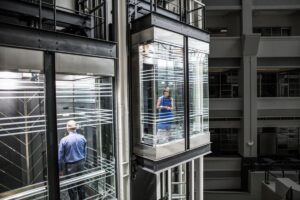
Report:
56,75,116,199
139,29,184,146
209,69,239,98
277,128,299,156
189,0,204,29
188,38,209,137
210,128,239,155
157,0,181,14
0,72,48,197
257,72,277,97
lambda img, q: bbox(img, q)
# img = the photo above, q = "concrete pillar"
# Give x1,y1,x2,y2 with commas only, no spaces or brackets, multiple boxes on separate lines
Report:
242,0,253,35
240,0,259,157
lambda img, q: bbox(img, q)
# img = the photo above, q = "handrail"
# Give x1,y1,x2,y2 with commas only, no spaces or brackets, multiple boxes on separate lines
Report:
0,169,105,200
243,157,300,185
132,0,206,30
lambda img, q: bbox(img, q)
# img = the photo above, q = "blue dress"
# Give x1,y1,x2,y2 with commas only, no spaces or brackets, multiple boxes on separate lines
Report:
157,96,174,129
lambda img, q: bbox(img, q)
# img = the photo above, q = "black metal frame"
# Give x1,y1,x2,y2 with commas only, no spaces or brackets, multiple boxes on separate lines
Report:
130,11,210,199
0,1,118,197
0,0,110,40
130,13,210,159
183,36,191,200
131,12,209,42
184,36,190,151
0,22,116,58
0,0,91,29
129,0,207,31
44,51,60,199
135,144,211,172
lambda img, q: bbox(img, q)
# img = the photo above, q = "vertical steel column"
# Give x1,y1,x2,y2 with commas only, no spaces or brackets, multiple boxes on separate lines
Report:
114,0,131,199
44,51,60,199
39,0,42,29
186,163,190,200
104,0,108,40
194,157,203,200
162,171,166,197
190,160,195,200
184,36,190,150
203,6,206,30
156,173,161,200
184,0,188,23
53,0,56,31
168,169,172,200
199,157,204,200
150,0,153,12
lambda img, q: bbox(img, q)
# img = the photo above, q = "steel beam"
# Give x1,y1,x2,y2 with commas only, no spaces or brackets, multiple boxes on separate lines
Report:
131,13,210,42
0,22,116,58
136,144,211,173
44,52,60,200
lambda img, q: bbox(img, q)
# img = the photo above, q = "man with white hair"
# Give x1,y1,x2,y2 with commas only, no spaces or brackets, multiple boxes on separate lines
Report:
58,120,87,200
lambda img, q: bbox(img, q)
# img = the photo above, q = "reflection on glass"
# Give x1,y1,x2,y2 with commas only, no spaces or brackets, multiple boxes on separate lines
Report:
156,87,175,144
209,69,239,98
56,75,116,199
58,120,86,199
189,0,204,29
139,39,184,146
188,38,209,138
0,72,47,194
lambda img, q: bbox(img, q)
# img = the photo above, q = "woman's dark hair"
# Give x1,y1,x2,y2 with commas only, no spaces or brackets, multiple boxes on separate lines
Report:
163,87,171,98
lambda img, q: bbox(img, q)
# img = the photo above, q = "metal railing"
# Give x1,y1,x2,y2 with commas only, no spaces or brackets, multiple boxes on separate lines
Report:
243,157,300,185
0,0,109,40
130,0,206,30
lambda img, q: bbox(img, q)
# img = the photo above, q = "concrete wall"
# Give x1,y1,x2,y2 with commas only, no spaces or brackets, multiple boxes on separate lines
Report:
205,171,265,200
204,157,242,190
261,182,282,200
253,12,300,36
207,11,241,36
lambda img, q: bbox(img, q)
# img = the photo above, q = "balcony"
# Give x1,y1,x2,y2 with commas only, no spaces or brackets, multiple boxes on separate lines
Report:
210,37,241,58
253,0,300,10
258,36,300,58
257,97,300,118
203,0,241,11
210,98,242,119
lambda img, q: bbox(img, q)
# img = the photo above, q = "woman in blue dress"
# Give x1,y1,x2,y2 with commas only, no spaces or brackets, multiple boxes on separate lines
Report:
156,87,174,144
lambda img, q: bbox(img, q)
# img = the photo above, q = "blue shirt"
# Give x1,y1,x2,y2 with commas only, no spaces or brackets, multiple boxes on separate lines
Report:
58,131,87,168
157,96,174,129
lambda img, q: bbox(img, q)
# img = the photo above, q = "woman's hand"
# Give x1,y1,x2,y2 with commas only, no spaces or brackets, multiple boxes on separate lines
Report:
166,106,172,110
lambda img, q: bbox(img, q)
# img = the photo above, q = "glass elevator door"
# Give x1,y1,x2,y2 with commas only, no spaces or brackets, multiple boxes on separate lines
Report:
55,53,116,200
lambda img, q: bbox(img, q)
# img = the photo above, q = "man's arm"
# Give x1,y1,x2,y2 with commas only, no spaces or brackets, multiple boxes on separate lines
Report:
58,139,65,175
84,138,87,162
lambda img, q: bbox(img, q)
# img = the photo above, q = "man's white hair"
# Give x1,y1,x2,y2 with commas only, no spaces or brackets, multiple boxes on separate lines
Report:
66,120,77,129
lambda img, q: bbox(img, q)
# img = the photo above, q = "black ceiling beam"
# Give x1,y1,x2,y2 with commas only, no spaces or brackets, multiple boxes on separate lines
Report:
131,12,210,42
0,0,91,28
0,22,116,58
